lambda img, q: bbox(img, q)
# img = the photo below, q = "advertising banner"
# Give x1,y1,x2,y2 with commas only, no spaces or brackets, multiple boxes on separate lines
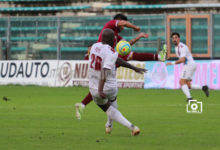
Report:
0,60,145,88
144,60,220,90
2,60,218,89
116,61,145,88
0,60,58,86
56,61,145,88
56,60,89,87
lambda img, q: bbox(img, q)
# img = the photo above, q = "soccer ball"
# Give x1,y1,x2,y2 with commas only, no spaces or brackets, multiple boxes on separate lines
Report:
116,40,131,56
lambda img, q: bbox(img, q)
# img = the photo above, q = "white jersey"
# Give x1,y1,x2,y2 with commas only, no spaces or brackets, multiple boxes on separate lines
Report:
89,42,118,90
175,42,195,65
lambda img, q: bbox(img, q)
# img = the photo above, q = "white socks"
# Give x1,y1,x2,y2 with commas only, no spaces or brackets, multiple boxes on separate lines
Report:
106,101,118,128
181,84,192,98
106,105,133,130
111,100,118,109
81,103,85,109
191,84,202,90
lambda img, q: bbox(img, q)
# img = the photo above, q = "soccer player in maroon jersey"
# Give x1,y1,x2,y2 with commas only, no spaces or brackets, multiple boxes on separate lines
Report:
75,14,167,121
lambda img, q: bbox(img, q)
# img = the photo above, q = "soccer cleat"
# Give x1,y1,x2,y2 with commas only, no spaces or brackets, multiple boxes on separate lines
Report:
202,85,209,97
75,103,84,120
187,98,193,103
158,44,167,62
131,126,140,136
105,125,112,134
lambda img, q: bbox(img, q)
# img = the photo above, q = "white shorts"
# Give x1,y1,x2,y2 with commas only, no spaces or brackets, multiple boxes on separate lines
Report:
180,63,197,80
90,88,118,105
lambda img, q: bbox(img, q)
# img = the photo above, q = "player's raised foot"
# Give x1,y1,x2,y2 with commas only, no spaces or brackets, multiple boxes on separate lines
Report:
105,125,112,134
131,126,140,136
202,85,209,97
75,103,84,120
158,44,167,62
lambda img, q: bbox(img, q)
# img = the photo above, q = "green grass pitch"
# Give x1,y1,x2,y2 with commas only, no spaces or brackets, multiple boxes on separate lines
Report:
0,85,219,150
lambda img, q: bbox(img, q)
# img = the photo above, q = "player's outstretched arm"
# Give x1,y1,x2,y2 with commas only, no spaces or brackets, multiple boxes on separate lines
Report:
117,20,140,32
129,32,149,45
116,57,147,74
166,57,185,66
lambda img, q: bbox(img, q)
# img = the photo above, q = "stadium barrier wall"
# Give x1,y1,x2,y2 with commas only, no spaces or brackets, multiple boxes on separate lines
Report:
0,60,58,86
144,60,220,90
0,60,145,88
1,60,219,90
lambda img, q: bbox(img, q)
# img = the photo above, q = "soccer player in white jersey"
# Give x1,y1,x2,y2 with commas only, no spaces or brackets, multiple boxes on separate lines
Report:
166,32,209,102
89,28,146,136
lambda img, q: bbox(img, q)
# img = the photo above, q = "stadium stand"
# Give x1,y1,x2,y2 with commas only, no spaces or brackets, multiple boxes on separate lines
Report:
0,15,166,59
0,0,64,1
1,0,220,59
103,3,220,10
213,14,220,57
0,6,91,12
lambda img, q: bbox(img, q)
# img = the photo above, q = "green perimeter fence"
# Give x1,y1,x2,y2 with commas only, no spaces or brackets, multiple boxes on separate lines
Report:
0,14,219,60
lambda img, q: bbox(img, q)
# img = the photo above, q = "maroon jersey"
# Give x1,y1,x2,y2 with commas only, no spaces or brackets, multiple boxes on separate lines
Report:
85,20,126,61
118,53,130,61
98,20,123,48
84,53,89,60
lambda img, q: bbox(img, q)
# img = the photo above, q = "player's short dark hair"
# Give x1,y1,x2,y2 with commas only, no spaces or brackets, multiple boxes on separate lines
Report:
113,14,128,21
102,29,114,46
171,32,180,38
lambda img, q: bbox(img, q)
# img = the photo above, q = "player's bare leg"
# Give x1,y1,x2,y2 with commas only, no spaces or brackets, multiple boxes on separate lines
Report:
75,92,93,120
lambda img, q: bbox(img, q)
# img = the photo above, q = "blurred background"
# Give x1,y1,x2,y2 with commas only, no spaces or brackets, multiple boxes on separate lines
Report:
0,0,220,60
